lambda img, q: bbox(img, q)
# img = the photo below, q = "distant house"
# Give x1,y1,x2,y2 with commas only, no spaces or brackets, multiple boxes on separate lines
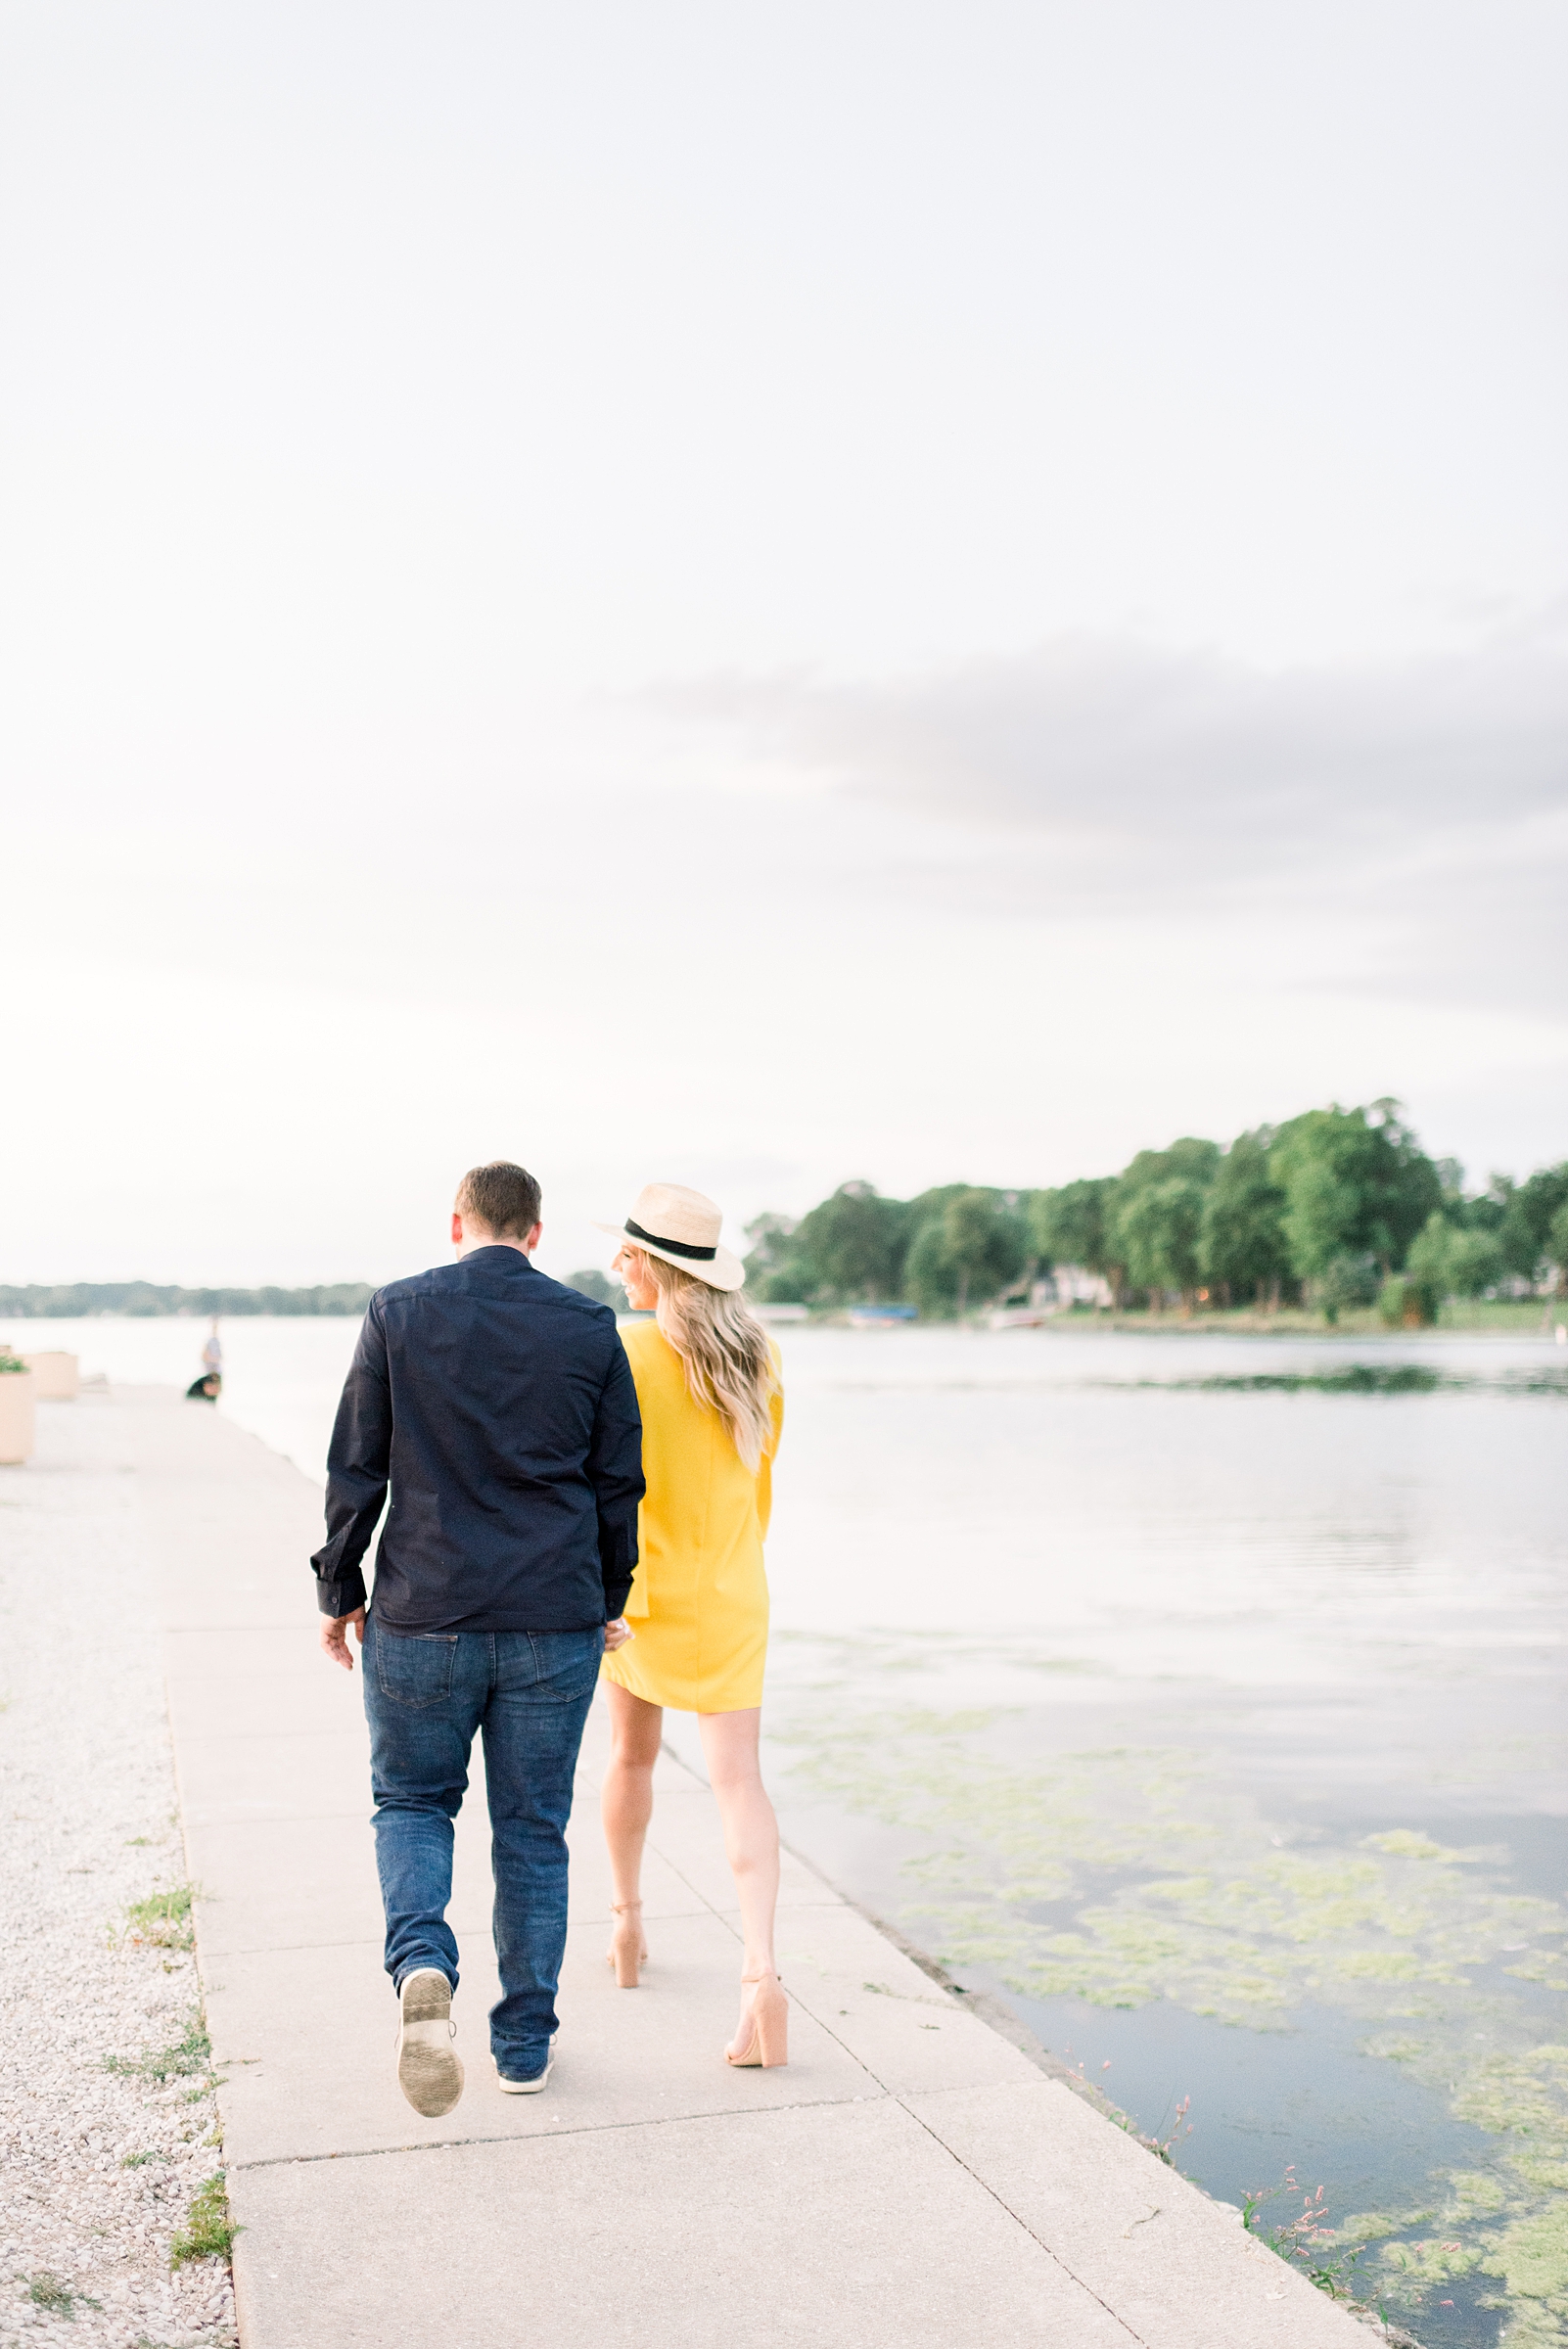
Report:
1032,1267,1113,1311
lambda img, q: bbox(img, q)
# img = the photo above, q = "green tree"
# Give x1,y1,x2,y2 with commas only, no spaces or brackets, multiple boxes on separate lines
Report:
1121,1137,1222,1189
1378,1278,1423,1328
1269,1101,1441,1286
793,1182,911,1301
1498,1165,1568,1284
1111,1176,1209,1310
743,1212,811,1303
744,1183,914,1305
1379,1162,1506,1321
1029,1178,1114,1274
903,1221,957,1313
1102,1138,1220,1309
1446,1226,1506,1297
904,1188,1028,1315
1548,1200,1568,1296
1199,1128,1291,1306
1433,1157,1467,1213
945,1188,1026,1313
1317,1254,1381,1323
899,1183,969,1310
1403,1212,1505,1311
1431,1162,1512,1245
564,1268,621,1308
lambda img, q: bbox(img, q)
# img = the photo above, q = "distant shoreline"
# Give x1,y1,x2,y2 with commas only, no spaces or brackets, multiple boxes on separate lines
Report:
2,1296,1557,1341
992,1298,1561,1338
0,1283,374,1318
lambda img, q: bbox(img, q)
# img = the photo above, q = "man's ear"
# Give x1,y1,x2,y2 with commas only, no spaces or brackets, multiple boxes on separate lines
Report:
451,1211,464,1248
524,1222,543,1254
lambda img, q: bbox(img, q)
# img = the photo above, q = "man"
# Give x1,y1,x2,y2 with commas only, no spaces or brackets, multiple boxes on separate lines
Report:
313,1162,643,2116
187,1318,223,1400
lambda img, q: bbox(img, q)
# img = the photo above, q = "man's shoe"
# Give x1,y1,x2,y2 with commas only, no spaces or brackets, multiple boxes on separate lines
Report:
495,2035,556,2096
396,1967,464,2117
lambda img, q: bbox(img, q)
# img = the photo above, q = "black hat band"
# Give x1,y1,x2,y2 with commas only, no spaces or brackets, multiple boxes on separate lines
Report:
624,1217,717,1262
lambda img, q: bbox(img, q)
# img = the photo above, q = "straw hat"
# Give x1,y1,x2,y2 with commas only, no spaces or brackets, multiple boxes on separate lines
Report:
596,1182,746,1292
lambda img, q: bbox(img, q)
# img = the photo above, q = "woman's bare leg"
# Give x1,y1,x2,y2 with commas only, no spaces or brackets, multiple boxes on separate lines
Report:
698,1707,780,2001
601,1681,664,1916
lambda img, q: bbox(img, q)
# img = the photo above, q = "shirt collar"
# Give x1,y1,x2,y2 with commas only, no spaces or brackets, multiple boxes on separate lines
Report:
461,1245,536,1274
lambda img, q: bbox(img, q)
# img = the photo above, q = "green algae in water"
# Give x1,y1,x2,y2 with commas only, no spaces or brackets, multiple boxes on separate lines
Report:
770,1690,1568,2341
1109,1364,1568,1398
1192,1364,1444,1395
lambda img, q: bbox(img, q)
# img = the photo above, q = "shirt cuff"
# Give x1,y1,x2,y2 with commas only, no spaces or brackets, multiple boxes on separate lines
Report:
602,1580,632,1621
315,1567,368,1619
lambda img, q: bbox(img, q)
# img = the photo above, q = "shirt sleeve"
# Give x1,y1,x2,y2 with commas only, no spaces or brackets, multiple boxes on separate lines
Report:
586,1333,646,1619
310,1301,392,1618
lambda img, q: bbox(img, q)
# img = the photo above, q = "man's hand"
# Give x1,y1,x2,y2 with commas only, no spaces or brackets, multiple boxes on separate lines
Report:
603,1617,634,1652
321,1607,366,1671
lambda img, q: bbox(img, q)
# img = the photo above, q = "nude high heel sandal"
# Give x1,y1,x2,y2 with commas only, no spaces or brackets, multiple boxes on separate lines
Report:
724,1969,788,2068
607,1901,647,1989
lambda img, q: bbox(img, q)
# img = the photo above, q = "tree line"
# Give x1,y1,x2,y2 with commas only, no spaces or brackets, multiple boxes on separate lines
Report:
0,1282,376,1318
742,1102,1568,1322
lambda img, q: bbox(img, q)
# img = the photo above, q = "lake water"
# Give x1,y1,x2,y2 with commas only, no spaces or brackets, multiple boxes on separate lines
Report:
11,1313,1566,2349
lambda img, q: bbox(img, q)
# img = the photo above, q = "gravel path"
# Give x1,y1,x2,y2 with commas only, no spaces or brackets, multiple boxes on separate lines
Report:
0,1392,236,2349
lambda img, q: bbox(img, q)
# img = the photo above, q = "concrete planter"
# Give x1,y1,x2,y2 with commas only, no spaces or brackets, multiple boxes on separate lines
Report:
0,1370,36,1464
24,1350,78,1400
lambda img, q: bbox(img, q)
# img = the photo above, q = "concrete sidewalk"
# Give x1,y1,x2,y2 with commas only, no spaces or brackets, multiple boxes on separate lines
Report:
123,1387,1370,2348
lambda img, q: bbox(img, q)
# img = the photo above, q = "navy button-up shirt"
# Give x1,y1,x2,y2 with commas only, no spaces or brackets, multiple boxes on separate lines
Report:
310,1247,644,1634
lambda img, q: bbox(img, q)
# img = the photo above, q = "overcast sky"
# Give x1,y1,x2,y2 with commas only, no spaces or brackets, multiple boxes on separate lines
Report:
3,0,1565,1285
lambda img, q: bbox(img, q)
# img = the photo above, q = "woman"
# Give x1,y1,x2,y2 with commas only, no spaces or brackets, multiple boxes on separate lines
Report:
595,1182,788,2068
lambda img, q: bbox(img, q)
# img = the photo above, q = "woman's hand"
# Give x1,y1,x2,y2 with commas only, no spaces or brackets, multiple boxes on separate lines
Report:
603,1617,634,1651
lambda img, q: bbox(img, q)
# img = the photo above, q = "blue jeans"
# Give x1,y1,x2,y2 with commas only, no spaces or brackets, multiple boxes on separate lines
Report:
361,1613,603,2076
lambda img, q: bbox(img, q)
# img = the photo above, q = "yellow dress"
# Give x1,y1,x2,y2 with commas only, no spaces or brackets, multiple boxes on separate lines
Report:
601,1320,783,1714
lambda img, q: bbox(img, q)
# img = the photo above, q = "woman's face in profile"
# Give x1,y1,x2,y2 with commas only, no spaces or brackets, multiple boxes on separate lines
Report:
613,1246,660,1312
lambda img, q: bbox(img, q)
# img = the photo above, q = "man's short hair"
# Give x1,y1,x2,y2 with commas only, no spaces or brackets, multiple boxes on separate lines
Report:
456,1162,542,1239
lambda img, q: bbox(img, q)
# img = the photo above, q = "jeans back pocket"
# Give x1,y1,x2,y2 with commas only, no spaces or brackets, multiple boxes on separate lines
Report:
523,1627,605,1703
374,1624,459,1707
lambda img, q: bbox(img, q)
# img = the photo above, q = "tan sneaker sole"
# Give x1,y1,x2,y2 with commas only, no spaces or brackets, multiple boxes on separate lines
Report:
397,1968,464,2117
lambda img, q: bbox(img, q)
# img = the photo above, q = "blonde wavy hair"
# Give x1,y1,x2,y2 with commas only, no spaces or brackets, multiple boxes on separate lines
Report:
629,1252,779,1472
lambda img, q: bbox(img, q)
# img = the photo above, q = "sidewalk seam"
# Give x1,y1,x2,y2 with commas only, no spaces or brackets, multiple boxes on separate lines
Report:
765,1974,1151,2349
226,2090,895,2171
659,1755,1155,2346
897,2094,1152,2348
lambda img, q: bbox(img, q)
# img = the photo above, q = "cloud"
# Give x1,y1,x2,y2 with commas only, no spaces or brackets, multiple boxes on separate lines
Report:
650,621,1568,1017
